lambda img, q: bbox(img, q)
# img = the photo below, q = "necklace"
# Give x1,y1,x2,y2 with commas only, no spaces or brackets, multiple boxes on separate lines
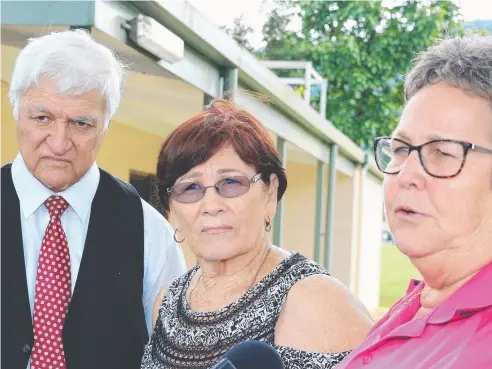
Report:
389,291,422,318
189,245,272,308
247,245,271,289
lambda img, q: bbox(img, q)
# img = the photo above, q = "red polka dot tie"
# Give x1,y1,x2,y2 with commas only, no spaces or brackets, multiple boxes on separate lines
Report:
31,196,71,369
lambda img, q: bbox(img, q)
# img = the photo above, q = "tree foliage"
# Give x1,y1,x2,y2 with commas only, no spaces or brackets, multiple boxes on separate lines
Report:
221,15,255,52
259,0,463,147
465,19,492,35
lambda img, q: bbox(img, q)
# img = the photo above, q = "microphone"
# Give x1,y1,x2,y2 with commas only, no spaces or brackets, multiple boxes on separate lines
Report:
211,340,284,369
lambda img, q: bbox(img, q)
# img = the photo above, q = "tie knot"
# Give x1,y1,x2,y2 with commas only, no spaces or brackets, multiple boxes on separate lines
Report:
44,195,69,218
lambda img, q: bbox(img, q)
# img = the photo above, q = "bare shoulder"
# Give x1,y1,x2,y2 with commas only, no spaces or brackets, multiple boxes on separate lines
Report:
152,285,169,329
287,274,373,318
274,274,374,353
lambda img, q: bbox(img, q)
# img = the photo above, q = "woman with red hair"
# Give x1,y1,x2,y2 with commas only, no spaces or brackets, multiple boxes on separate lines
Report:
141,99,373,369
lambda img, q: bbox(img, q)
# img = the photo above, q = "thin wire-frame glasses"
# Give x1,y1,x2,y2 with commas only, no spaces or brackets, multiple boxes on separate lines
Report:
167,173,262,203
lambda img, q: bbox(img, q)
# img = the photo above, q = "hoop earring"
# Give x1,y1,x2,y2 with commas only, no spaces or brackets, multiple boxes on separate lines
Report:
173,228,185,243
265,217,272,232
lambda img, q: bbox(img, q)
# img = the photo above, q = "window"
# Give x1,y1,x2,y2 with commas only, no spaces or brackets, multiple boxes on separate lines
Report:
204,93,214,106
129,171,163,214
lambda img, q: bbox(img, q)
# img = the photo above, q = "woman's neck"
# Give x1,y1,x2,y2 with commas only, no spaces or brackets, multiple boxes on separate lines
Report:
415,252,489,309
199,242,269,279
188,241,272,312
420,274,472,309
201,244,270,290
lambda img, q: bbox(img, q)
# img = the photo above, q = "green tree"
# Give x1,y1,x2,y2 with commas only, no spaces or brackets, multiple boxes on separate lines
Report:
260,0,463,147
465,19,492,35
221,15,255,52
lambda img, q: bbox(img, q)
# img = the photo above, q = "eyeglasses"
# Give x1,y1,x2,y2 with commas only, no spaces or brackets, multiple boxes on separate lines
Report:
167,173,262,204
374,137,492,178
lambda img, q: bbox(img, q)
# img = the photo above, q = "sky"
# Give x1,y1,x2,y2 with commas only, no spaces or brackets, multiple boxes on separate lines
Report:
189,0,492,49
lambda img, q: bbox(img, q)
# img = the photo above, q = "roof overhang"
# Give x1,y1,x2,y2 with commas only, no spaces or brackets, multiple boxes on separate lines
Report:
0,0,383,179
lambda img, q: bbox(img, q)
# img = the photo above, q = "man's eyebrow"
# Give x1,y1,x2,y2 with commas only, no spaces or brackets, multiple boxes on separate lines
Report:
72,116,98,123
29,106,51,114
28,107,99,124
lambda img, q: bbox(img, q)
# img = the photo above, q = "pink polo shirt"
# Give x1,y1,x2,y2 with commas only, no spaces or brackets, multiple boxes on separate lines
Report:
336,262,492,369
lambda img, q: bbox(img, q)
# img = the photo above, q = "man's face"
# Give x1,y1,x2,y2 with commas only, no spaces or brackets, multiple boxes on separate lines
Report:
16,76,107,192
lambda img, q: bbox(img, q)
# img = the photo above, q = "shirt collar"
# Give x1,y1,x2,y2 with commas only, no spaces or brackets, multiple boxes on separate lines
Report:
427,261,492,324
11,153,100,222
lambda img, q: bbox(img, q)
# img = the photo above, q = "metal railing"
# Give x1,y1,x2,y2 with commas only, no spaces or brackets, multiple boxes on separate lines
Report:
262,60,328,119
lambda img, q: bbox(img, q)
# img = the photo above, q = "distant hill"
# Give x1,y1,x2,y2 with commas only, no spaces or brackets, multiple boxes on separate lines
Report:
464,19,492,34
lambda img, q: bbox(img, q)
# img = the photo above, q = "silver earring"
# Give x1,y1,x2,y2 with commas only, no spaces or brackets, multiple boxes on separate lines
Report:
173,228,185,243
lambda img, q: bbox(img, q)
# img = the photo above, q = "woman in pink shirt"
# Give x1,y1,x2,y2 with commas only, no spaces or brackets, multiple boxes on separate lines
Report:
337,34,492,369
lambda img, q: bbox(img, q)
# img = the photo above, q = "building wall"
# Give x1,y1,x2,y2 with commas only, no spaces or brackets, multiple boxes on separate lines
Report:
316,166,331,269
97,122,163,182
356,171,384,311
331,171,359,287
1,81,18,164
281,159,318,260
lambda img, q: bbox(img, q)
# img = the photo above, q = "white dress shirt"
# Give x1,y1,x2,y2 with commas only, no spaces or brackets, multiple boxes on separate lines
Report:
11,153,187,342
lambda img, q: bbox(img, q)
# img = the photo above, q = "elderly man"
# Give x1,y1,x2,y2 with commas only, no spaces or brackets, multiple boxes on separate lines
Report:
1,29,187,369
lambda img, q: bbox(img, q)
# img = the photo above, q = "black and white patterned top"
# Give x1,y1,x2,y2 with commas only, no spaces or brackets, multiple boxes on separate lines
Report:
141,252,351,369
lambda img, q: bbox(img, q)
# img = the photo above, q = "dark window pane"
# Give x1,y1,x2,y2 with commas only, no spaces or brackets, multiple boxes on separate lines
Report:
129,171,163,214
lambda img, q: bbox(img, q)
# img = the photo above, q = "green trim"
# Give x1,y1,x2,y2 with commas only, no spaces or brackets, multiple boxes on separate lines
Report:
1,1,95,26
314,160,325,263
324,144,338,271
222,68,239,100
273,137,286,247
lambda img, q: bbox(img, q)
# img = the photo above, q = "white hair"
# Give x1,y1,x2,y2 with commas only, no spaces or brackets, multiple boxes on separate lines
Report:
9,29,128,131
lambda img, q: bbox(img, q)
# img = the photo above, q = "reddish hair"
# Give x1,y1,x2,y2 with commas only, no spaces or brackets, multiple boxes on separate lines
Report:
156,98,287,218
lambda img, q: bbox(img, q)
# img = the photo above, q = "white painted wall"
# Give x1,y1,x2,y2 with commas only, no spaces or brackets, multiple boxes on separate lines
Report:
331,171,359,288
356,171,384,311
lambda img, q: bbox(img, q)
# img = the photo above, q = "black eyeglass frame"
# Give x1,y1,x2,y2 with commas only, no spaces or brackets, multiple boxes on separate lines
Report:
166,173,263,203
374,136,492,179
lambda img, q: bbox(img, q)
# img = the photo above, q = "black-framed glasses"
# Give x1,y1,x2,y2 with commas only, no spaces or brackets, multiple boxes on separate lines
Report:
167,173,262,204
374,136,492,178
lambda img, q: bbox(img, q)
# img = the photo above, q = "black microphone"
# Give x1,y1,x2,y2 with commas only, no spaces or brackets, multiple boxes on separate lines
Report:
211,340,285,369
